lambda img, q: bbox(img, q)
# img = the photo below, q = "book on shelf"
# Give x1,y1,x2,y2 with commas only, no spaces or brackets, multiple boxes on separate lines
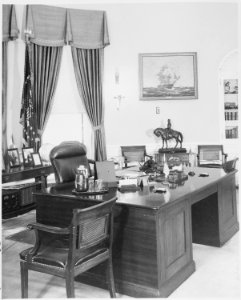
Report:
225,110,238,121
225,126,238,139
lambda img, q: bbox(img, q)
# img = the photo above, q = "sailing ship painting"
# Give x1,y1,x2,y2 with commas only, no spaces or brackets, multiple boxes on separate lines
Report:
139,53,198,100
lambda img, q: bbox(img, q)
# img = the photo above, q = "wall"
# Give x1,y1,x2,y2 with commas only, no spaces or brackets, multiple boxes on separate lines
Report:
7,1,238,159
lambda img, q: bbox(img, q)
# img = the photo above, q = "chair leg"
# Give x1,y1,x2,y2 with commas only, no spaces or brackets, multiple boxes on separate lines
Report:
20,261,28,298
65,272,75,298
107,258,116,298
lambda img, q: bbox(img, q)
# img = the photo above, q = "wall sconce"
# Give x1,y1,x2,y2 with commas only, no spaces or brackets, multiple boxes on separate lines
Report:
114,94,125,110
114,68,125,110
24,29,32,43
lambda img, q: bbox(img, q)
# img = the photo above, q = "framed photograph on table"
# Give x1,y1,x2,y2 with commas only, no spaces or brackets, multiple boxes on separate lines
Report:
7,148,21,168
139,52,198,100
31,153,42,167
22,147,34,167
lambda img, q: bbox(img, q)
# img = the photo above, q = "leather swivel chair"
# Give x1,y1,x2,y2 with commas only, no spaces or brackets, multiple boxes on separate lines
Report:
49,141,96,183
19,197,117,298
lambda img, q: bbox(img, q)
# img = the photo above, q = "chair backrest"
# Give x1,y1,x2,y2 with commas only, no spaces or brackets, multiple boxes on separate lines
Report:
223,157,238,173
71,197,117,251
50,141,91,183
198,145,226,166
121,145,147,167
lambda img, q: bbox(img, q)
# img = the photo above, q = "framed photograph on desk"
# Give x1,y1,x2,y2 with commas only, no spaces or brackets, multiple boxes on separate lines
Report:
31,153,42,167
22,147,34,167
7,148,21,168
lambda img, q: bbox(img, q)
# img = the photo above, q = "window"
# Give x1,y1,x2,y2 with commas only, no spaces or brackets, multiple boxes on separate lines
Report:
41,47,92,157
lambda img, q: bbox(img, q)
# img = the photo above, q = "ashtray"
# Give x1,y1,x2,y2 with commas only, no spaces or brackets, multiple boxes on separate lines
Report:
153,187,167,193
199,173,209,177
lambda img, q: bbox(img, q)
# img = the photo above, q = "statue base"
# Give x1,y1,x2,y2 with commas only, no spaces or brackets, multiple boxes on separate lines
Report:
158,148,187,154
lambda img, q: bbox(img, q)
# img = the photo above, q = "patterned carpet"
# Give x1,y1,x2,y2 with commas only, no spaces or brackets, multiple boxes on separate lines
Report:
5,228,35,245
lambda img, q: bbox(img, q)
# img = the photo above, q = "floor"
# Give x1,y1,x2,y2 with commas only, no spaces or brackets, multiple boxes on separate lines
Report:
1,207,240,299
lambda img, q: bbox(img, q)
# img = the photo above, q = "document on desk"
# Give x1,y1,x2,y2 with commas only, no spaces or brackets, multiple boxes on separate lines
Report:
118,178,138,187
115,166,144,178
96,161,118,187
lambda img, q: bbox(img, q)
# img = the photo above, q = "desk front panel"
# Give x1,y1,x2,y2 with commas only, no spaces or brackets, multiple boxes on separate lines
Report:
218,175,239,245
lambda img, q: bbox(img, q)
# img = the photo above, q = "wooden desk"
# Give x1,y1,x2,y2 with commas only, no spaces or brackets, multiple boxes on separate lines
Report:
33,167,239,297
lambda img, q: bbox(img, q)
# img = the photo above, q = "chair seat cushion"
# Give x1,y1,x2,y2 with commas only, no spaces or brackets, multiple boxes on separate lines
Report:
20,245,108,269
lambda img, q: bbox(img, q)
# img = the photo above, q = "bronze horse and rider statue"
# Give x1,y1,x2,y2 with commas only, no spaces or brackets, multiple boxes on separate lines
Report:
154,119,184,150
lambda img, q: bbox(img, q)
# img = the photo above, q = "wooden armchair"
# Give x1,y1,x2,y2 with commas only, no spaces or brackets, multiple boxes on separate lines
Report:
197,145,227,168
19,197,117,298
223,157,239,173
120,145,152,168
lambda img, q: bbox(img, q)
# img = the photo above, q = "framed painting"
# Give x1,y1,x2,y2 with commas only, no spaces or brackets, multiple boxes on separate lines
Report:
31,153,43,167
139,52,198,100
22,147,34,167
7,148,21,168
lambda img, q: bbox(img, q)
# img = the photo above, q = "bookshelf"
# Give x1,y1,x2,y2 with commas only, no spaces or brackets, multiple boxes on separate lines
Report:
223,79,238,139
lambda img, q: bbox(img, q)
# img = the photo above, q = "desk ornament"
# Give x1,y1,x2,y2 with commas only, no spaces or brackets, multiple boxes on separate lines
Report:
167,170,188,189
139,157,166,183
153,119,186,153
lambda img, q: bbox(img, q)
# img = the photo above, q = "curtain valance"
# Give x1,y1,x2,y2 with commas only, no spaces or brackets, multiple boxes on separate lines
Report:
21,5,67,46
22,5,110,48
67,9,109,49
2,5,19,41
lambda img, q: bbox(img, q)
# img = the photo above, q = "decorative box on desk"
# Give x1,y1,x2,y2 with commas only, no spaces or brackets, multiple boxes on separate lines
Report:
2,182,41,219
155,149,190,167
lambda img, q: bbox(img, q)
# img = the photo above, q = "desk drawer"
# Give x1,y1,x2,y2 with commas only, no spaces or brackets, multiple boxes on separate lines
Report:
2,183,41,214
2,191,20,214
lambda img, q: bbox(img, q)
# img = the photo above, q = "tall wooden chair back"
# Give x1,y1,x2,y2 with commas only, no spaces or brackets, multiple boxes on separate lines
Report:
223,157,238,173
121,145,151,168
197,145,227,168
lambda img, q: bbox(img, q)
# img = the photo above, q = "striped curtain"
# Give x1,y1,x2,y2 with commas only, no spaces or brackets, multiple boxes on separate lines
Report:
20,43,63,150
21,5,110,157
2,4,19,167
71,48,107,161
2,41,8,165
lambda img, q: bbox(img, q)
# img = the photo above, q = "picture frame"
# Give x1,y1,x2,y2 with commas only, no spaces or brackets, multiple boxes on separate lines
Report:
22,147,34,167
31,153,43,167
7,148,21,168
139,52,198,100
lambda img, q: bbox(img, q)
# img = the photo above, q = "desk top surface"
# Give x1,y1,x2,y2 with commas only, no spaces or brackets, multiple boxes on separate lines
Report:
35,166,236,210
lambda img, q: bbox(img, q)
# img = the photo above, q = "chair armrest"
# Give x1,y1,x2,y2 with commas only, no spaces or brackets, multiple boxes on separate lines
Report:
27,223,70,235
